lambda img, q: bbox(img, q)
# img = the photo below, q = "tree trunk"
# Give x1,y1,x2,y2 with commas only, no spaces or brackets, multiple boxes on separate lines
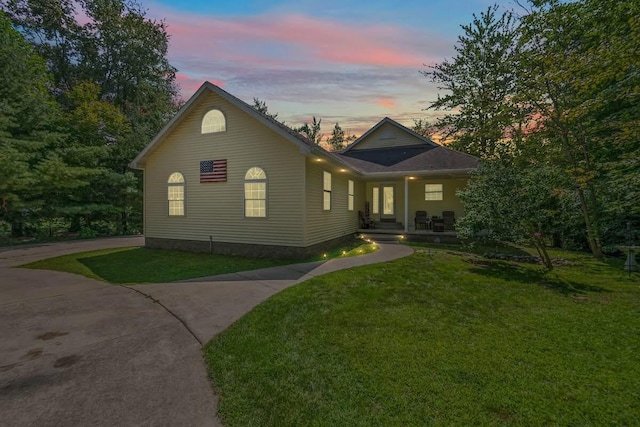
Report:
532,234,553,270
575,186,603,259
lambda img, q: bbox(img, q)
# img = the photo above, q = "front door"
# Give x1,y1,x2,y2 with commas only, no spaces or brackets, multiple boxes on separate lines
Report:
381,185,395,221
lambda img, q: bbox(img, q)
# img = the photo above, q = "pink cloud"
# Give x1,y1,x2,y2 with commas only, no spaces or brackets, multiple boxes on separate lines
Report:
377,97,397,109
176,73,223,94
152,8,431,69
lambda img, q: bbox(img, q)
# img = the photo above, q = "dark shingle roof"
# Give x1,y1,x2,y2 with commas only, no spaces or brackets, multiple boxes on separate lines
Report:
341,145,435,166
336,146,478,174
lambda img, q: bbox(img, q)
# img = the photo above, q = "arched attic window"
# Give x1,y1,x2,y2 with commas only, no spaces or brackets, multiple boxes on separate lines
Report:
201,109,226,134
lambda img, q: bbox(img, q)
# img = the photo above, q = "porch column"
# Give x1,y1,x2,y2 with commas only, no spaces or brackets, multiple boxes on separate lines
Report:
404,176,409,232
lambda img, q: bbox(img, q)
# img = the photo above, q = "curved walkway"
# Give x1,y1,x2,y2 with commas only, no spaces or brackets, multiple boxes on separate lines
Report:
0,237,412,426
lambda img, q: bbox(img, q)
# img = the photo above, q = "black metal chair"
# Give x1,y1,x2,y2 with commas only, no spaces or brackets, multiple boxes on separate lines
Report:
359,210,375,229
443,210,456,231
415,210,429,230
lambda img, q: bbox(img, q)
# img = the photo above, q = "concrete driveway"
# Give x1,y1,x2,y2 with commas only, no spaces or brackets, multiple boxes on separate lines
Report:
0,237,219,426
0,236,413,426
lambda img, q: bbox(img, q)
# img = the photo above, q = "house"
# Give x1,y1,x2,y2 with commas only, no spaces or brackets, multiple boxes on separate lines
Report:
130,82,478,258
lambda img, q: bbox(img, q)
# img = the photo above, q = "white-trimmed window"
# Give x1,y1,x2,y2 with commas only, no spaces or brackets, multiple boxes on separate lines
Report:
372,187,379,214
425,184,443,201
348,180,354,211
201,109,226,134
168,172,185,216
244,167,267,217
323,171,331,210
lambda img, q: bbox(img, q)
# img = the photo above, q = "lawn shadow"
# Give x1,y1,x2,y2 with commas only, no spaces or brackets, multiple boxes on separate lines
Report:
466,259,611,295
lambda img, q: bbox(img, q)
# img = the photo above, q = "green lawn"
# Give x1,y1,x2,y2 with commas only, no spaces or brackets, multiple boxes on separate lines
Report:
20,240,377,284
204,246,640,426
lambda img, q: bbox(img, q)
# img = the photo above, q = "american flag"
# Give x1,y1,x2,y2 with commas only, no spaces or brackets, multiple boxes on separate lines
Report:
200,159,227,183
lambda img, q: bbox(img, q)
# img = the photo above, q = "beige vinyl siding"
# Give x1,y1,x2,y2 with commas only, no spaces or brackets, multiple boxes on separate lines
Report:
143,91,306,246
304,159,363,246
408,178,467,225
351,122,425,150
364,178,467,228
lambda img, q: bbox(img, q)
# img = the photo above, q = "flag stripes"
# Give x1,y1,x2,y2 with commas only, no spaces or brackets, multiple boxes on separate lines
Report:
200,159,227,183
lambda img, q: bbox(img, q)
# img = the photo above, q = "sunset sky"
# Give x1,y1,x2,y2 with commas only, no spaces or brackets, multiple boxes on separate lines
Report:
148,0,516,136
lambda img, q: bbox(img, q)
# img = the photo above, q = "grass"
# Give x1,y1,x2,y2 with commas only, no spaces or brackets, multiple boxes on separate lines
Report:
20,239,377,284
204,245,640,426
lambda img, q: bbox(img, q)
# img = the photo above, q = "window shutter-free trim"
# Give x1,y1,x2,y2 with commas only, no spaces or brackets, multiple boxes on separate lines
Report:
244,167,267,217
323,171,332,210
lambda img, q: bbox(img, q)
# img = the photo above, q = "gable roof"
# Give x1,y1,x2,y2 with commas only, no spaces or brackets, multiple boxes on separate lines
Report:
131,81,332,169
341,117,439,153
336,146,478,177
130,82,478,177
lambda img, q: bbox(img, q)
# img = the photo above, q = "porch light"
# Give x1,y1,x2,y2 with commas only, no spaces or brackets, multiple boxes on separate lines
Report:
339,168,347,172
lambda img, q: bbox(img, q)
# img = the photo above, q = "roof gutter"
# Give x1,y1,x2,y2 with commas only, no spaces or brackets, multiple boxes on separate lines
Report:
309,146,366,176
363,168,476,179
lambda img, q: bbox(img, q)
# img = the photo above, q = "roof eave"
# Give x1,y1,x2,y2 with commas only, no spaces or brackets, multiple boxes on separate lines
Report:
363,168,476,179
309,146,365,176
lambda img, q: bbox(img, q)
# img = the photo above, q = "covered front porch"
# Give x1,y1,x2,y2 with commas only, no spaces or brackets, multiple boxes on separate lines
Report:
360,174,469,235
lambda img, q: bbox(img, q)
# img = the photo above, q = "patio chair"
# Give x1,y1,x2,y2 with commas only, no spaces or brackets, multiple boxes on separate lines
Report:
414,210,429,230
443,210,456,231
359,210,375,229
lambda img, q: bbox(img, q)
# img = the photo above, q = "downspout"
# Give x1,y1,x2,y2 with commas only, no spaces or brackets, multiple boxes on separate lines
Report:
404,176,409,233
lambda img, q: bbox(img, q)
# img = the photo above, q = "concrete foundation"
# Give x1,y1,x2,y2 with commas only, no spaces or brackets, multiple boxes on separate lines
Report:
145,234,357,259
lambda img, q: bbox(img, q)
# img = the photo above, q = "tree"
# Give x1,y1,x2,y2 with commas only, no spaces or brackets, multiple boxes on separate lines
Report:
426,0,639,259
457,158,568,270
514,0,640,258
295,117,323,144
412,119,434,138
423,5,522,158
61,81,134,230
327,123,345,151
3,0,180,235
252,97,279,121
0,12,88,235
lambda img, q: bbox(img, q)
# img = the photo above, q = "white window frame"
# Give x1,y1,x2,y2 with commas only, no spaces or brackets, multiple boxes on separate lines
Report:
323,171,331,211
372,187,379,214
348,180,354,211
244,167,267,218
168,172,185,216
425,183,443,201
201,109,226,134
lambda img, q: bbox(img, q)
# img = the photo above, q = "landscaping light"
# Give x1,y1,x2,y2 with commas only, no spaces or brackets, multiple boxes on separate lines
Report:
342,251,347,256
323,253,328,259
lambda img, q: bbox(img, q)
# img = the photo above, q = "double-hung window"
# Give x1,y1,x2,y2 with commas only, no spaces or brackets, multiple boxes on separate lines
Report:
323,171,331,210
425,184,443,201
